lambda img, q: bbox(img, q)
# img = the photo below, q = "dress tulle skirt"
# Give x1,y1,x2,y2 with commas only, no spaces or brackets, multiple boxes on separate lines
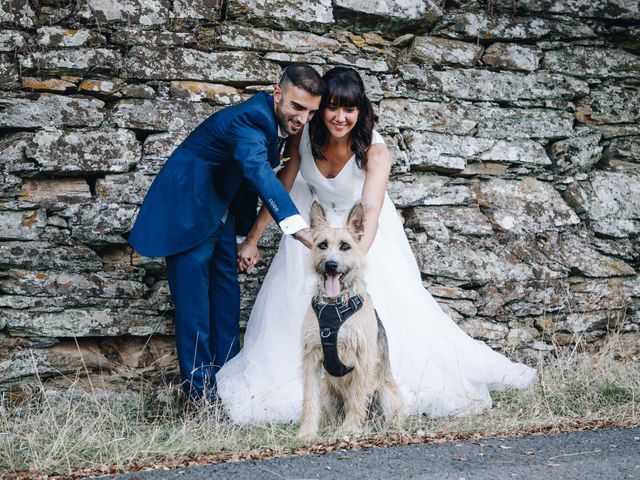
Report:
216,176,536,423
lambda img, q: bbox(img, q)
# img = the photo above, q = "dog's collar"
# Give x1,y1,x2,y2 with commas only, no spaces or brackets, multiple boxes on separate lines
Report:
313,287,360,306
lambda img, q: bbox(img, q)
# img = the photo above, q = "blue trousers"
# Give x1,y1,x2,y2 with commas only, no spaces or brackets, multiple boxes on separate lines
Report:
165,217,241,400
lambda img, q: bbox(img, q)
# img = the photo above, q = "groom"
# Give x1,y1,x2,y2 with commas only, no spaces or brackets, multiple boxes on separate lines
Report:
128,64,324,402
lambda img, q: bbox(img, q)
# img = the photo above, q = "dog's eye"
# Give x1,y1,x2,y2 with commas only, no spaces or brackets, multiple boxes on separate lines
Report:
339,242,351,251
317,241,328,250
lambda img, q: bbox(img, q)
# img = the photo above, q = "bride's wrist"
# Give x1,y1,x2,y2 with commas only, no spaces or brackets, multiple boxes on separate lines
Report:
245,235,259,246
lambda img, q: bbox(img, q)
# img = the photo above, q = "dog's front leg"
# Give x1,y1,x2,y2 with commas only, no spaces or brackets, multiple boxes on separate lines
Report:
298,348,323,440
340,369,372,434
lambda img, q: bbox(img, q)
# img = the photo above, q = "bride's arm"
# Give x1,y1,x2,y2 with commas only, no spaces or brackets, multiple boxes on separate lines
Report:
238,132,303,271
360,142,392,253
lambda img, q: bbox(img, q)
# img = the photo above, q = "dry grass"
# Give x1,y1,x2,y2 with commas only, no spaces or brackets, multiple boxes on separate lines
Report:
1,334,638,478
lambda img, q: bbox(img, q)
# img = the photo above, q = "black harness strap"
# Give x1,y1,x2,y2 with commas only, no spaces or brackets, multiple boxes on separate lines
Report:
312,295,364,377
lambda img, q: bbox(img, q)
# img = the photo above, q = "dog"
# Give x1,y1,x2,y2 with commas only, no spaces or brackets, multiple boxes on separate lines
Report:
298,200,404,439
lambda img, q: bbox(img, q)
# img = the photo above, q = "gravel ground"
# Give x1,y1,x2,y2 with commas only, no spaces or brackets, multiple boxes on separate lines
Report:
105,427,640,480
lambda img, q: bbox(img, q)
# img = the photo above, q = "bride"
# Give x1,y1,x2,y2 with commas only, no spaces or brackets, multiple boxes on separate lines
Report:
216,67,536,423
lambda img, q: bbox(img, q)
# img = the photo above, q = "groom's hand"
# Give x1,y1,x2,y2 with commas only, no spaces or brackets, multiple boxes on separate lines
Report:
293,228,313,249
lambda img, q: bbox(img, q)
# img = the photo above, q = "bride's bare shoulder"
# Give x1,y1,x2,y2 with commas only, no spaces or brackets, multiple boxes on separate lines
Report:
364,142,391,173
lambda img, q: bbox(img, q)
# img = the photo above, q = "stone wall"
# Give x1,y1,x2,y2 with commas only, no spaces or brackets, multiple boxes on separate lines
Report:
1,0,639,394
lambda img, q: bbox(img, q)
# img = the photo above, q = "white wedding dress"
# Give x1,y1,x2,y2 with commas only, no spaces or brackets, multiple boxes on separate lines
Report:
216,126,536,423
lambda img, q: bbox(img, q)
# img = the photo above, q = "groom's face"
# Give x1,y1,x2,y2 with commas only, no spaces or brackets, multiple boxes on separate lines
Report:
273,84,321,136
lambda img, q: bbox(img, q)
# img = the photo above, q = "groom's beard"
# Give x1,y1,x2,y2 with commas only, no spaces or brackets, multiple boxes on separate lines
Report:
274,102,303,136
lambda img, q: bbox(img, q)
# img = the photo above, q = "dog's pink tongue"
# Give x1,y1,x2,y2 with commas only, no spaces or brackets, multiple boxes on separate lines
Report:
324,274,341,298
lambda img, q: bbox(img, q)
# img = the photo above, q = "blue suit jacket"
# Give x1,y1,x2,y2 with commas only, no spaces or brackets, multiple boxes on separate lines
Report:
128,92,299,257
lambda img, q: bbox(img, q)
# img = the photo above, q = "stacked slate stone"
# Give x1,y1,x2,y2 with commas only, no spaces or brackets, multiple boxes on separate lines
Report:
0,0,639,395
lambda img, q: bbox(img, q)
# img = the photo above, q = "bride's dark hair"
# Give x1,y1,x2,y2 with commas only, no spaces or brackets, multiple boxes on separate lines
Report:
310,67,375,168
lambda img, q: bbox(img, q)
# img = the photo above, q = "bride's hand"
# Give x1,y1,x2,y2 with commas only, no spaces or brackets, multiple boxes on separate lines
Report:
237,240,260,272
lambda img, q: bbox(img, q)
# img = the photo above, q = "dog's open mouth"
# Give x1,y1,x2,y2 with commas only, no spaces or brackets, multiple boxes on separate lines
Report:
323,273,344,298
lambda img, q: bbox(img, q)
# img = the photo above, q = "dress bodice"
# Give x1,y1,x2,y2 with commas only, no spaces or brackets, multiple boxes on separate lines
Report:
298,125,384,211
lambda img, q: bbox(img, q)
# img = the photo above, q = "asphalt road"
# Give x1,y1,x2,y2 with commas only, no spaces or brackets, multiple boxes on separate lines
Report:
107,427,639,479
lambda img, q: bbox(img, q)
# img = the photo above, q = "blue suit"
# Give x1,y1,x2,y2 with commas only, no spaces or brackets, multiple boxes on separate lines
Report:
128,92,299,400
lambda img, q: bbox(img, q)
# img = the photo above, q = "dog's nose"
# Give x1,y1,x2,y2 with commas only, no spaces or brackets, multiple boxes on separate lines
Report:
324,260,338,273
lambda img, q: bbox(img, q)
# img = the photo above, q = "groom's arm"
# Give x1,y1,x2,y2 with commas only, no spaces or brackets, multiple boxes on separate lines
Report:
271,131,310,246
241,132,306,244
227,110,308,239
238,132,313,271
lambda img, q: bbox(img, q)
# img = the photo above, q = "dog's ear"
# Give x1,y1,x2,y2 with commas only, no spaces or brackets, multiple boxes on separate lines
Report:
346,201,365,240
309,201,328,229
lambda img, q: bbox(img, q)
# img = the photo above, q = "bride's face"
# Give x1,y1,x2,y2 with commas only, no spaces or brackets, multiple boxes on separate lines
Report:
323,102,360,139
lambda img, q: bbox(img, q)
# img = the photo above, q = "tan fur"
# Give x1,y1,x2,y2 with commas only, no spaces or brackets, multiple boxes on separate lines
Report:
298,201,404,440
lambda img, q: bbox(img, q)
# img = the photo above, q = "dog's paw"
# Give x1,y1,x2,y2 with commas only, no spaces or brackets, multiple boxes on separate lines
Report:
297,427,318,442
337,421,362,437
390,415,406,432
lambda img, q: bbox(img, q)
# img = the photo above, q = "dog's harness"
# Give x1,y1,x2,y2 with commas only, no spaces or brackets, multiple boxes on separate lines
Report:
311,292,364,377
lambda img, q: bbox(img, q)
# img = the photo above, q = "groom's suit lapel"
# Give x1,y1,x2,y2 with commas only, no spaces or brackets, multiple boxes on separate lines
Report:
261,93,281,169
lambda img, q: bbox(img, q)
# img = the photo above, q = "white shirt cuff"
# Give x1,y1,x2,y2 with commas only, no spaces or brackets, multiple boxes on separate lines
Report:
279,214,308,235
236,235,246,245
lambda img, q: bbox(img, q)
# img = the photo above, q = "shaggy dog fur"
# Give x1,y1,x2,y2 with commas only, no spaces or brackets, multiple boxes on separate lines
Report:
298,200,404,439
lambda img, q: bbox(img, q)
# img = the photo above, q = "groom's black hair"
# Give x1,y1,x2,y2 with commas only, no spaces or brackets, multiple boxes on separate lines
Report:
279,63,325,97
